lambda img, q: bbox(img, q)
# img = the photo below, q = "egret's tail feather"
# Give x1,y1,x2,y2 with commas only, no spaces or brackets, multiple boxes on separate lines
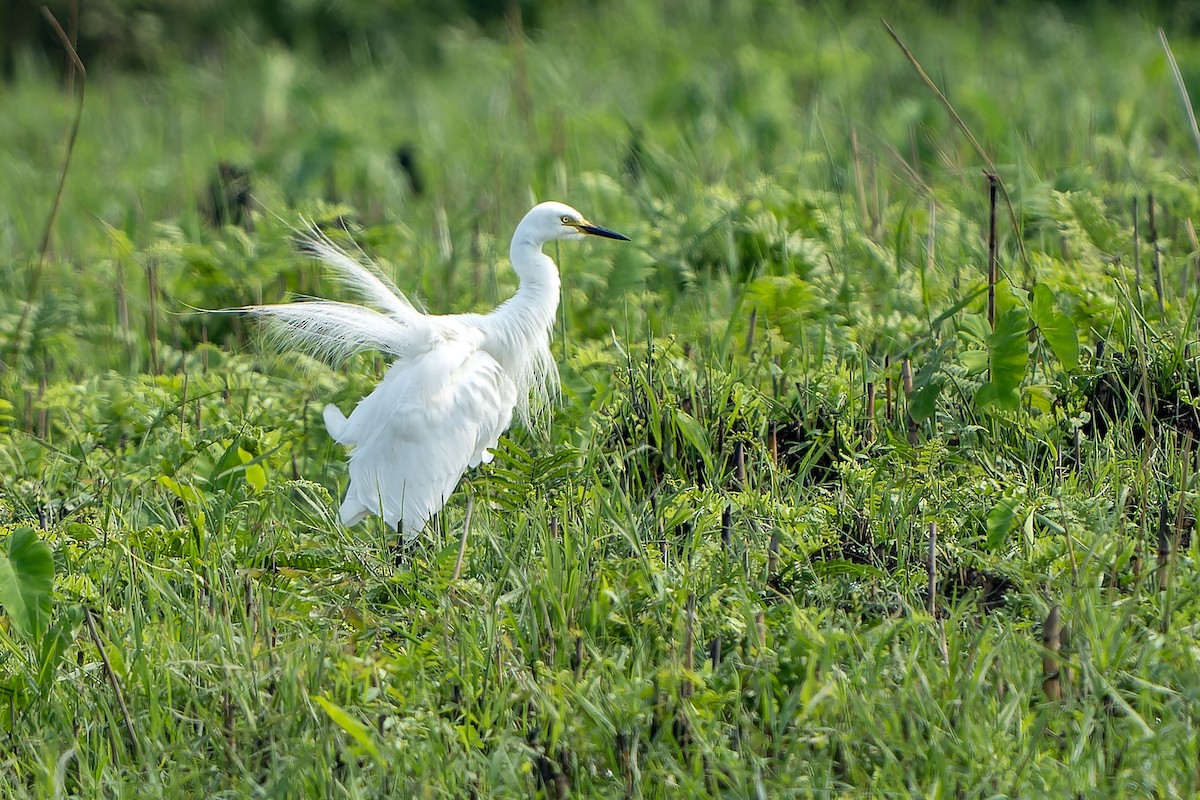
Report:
323,404,350,444
338,497,371,527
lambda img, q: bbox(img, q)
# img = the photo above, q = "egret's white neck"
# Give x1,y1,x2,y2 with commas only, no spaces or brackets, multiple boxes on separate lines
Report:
501,238,561,327
476,236,561,425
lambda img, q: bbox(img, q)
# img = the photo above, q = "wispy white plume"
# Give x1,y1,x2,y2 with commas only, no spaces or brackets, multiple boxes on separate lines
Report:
294,223,423,322
246,300,422,365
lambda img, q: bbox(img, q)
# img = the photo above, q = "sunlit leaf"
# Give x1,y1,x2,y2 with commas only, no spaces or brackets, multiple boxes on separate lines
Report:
239,448,268,492
1029,284,1080,371
313,695,381,761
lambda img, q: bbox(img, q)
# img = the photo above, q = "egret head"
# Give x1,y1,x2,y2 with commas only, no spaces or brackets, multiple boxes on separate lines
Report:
520,201,630,246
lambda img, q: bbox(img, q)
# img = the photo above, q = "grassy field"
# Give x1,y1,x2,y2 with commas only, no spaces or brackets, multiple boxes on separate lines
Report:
4,1,1200,796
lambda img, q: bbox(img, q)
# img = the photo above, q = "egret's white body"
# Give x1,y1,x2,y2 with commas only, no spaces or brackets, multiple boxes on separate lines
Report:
246,202,628,535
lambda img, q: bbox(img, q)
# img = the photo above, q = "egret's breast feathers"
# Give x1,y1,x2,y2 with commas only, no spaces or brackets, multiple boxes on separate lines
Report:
331,338,517,534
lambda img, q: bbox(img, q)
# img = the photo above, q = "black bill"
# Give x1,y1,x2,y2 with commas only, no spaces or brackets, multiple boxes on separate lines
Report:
580,223,631,241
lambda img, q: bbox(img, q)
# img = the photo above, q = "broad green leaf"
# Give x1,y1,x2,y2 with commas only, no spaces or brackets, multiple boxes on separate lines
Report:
986,498,1021,551
748,276,817,314
0,527,54,642
975,382,1002,409
313,695,381,760
976,307,1028,411
747,275,818,341
1029,284,1080,370
208,439,280,495
912,336,955,385
672,408,714,475
158,476,207,542
989,308,1029,392
908,379,943,423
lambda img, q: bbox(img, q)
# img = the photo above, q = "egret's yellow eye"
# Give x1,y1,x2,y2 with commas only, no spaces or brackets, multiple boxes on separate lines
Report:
561,215,573,224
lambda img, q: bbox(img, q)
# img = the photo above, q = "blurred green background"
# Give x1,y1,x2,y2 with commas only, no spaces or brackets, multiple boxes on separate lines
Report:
4,0,1199,77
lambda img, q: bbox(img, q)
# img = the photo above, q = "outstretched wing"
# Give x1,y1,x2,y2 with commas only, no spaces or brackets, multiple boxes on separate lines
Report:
236,225,437,364
330,332,518,535
245,300,421,365
295,223,423,322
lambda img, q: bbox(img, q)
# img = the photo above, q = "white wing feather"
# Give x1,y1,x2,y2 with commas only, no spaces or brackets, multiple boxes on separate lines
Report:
247,300,421,364
240,226,438,364
296,224,422,321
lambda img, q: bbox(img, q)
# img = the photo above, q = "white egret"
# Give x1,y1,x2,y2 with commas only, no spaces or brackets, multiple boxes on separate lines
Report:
243,201,629,536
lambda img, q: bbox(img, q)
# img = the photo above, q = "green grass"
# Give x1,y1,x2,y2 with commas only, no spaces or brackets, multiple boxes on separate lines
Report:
4,0,1200,796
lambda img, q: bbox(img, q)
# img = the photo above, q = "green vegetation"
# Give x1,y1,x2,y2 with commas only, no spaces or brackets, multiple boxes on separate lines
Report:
4,1,1200,796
